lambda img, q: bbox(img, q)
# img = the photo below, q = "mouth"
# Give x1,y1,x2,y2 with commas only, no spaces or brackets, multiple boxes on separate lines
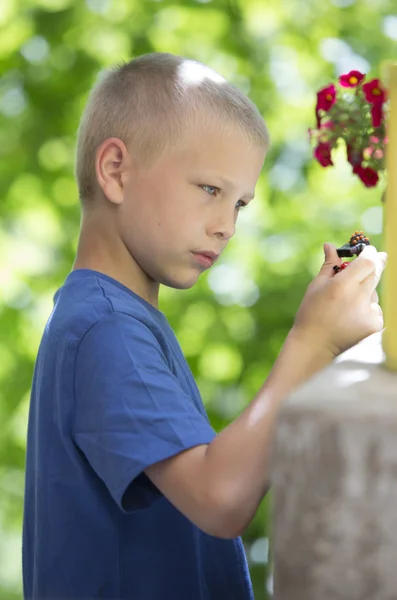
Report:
191,251,219,269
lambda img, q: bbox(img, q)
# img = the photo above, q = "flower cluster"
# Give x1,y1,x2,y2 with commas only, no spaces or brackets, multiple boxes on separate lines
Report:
310,70,388,188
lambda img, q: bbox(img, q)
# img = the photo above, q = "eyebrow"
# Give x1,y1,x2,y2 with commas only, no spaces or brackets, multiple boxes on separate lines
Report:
216,176,255,200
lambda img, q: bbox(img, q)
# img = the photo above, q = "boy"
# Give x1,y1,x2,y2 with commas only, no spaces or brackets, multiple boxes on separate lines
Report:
22,52,387,599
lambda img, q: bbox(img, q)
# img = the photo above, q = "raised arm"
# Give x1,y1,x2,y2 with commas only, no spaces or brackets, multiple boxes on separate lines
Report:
145,244,387,538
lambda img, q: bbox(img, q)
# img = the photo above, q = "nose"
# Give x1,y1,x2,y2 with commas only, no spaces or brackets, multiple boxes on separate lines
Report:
208,208,236,241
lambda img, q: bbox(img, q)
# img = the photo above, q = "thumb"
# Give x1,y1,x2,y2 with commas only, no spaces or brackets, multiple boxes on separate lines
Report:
319,242,341,278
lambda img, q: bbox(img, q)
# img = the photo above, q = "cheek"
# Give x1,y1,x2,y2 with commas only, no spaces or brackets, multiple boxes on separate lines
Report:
158,193,202,237
168,207,204,246
124,177,203,250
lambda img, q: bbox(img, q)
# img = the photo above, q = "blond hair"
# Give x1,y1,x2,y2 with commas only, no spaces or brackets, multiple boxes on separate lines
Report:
75,52,269,202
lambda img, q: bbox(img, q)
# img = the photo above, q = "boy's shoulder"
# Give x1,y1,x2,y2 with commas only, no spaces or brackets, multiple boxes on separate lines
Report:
48,269,168,350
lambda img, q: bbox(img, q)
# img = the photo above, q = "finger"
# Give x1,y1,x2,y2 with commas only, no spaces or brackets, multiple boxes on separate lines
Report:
361,251,388,292
338,245,381,284
320,243,342,279
371,290,379,305
371,302,384,330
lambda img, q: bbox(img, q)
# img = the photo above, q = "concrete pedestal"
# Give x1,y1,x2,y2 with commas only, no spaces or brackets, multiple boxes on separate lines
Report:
271,332,397,600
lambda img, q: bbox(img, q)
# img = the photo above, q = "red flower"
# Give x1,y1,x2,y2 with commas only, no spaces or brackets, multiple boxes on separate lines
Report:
363,79,386,105
354,166,379,187
316,84,336,126
339,70,365,88
310,73,386,188
370,103,383,128
321,120,334,129
314,142,333,167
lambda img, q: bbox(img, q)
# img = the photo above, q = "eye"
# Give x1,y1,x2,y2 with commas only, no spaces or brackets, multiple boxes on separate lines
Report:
201,185,220,197
236,200,248,210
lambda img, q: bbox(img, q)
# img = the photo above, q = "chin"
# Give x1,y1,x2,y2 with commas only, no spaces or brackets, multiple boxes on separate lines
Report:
160,271,200,290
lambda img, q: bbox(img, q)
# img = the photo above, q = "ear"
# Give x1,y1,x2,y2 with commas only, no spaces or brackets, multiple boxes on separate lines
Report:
95,137,130,205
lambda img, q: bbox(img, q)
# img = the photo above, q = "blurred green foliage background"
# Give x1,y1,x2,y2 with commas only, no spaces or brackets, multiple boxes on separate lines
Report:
0,0,396,597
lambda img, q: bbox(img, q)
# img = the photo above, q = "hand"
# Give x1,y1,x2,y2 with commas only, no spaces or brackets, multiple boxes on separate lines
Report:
291,243,387,357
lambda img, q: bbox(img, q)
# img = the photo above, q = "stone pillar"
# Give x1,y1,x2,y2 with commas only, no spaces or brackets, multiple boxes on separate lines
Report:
271,332,397,600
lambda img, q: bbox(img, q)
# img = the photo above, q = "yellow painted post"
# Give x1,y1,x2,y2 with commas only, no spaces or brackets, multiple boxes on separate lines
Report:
383,63,397,371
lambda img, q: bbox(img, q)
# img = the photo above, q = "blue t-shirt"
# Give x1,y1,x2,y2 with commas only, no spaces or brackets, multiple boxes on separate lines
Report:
23,269,254,600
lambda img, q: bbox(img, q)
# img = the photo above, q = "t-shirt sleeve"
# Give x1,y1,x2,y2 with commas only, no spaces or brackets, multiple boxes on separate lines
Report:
73,312,216,512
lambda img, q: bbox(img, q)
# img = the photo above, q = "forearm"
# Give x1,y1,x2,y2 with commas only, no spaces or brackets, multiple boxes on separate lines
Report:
146,330,335,539
204,329,335,536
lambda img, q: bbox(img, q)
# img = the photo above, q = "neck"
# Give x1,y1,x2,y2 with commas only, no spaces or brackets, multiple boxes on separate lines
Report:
72,209,160,308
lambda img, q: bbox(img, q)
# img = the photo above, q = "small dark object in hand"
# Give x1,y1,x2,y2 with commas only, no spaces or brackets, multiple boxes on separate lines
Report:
336,243,367,257
333,231,370,274
333,262,350,273
336,231,370,258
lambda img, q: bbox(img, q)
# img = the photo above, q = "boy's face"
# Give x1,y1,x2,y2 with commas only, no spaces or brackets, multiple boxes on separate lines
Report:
119,122,266,291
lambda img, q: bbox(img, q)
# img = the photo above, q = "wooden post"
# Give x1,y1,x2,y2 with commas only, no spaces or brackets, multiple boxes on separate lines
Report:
383,63,397,371
271,333,397,600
